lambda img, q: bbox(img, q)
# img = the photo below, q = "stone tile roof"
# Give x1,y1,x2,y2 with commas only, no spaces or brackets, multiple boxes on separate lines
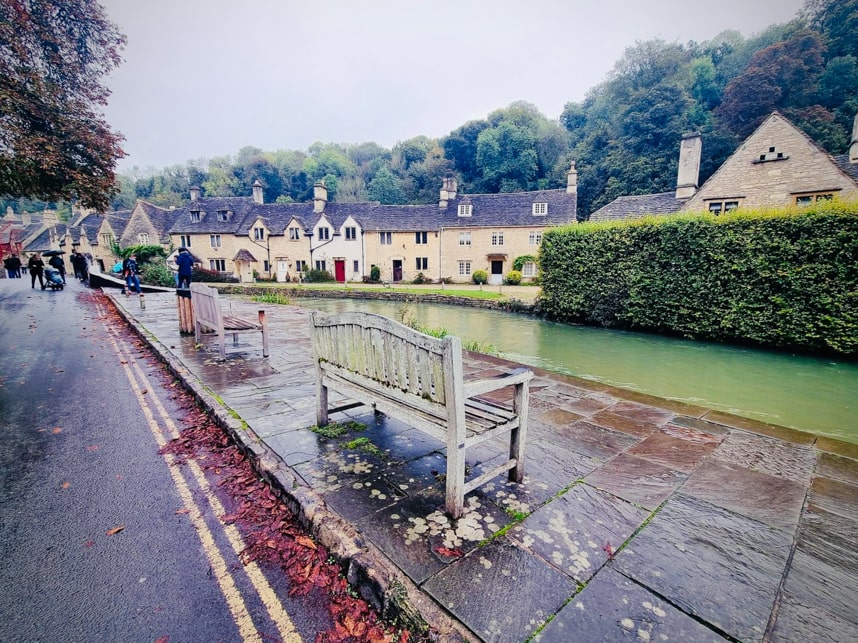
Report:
588,193,685,222
137,201,182,241
24,224,68,252
169,197,258,234
232,248,257,262
832,155,858,182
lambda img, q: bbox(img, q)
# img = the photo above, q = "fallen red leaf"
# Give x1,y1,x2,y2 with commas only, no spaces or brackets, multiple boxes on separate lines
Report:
433,546,463,558
106,526,125,536
296,535,317,550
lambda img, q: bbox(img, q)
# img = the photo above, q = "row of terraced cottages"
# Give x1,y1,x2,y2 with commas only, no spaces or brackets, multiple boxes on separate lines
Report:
70,169,580,285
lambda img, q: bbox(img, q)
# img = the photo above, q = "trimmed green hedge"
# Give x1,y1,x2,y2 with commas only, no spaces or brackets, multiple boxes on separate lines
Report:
538,201,858,355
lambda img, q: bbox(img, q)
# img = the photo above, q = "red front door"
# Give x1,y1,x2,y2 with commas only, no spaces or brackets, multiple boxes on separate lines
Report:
334,259,346,283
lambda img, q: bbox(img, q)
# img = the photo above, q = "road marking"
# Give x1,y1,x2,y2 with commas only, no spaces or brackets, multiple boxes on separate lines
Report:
99,297,301,642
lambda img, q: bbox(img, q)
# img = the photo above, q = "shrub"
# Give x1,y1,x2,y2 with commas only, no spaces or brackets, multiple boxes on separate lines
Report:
539,201,858,355
472,269,488,285
505,270,522,285
369,265,381,283
413,272,429,284
305,269,335,283
140,258,176,287
192,267,239,283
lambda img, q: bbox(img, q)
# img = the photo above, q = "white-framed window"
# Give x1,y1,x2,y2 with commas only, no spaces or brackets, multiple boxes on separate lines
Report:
458,204,472,217
491,231,504,246
101,233,114,246
253,227,264,240
458,261,471,276
289,227,301,240
532,202,548,216
190,211,201,223
210,259,225,271
137,232,149,244
794,192,834,206
379,231,392,245
217,210,229,222
528,231,543,246
416,257,428,270
315,260,326,271
459,231,471,246
180,235,191,248
295,260,307,272
707,200,740,215
345,226,357,240
318,227,330,241
522,261,536,277
415,231,428,245
210,234,221,248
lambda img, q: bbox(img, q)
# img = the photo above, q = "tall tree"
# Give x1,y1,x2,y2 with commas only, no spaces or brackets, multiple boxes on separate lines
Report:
0,0,126,210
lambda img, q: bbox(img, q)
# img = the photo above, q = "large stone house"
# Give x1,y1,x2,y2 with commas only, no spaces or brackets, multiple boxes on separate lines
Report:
590,112,858,222
165,171,579,284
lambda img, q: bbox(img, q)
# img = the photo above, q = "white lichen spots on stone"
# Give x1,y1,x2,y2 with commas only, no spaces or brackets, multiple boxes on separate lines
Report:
674,542,687,553
352,482,364,490
642,601,666,618
326,475,338,483
531,529,554,544
501,568,512,576
587,540,598,549
479,556,492,569
391,514,400,521
575,601,585,610
399,484,409,490
551,551,565,567
520,534,535,548
621,618,635,630
637,629,651,642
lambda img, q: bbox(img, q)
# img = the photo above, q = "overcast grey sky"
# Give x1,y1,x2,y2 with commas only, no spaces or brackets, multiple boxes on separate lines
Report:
100,0,806,173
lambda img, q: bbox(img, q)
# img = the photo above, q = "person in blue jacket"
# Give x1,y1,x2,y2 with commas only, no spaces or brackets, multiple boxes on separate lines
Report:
122,253,141,295
175,247,194,289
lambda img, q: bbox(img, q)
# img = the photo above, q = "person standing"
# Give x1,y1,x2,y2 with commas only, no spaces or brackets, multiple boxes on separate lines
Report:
48,254,66,284
175,247,194,289
122,253,141,295
3,256,13,278
10,255,22,278
28,253,45,289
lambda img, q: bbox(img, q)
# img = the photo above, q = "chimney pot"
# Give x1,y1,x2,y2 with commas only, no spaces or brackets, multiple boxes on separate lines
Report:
252,179,264,205
190,186,200,201
313,180,328,213
566,161,578,195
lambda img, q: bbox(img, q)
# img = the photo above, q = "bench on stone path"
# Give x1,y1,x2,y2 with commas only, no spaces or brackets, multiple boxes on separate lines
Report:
309,310,533,518
189,283,269,360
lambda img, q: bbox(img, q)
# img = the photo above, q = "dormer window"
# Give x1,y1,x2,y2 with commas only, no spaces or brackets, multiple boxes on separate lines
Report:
217,210,229,222
532,202,548,216
458,204,472,217
318,227,330,241
190,210,201,223
289,227,301,240
253,227,265,241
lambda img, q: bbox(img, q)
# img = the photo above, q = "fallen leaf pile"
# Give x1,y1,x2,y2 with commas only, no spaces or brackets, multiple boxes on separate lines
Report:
160,415,416,643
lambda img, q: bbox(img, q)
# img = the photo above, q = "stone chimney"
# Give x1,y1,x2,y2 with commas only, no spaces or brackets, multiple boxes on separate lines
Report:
439,175,458,208
252,179,264,205
43,210,59,227
849,113,858,164
313,180,327,213
22,211,31,225
566,161,578,195
190,186,200,201
675,133,702,200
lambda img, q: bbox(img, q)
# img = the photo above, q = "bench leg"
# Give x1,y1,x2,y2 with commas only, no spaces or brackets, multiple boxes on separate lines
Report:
508,382,530,483
259,311,269,358
316,379,329,426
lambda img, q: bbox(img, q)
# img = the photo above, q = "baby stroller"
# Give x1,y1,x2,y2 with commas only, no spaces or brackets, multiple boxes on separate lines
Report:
44,267,64,290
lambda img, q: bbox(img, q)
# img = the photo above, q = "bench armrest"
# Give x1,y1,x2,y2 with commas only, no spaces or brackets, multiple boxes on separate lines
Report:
463,367,533,398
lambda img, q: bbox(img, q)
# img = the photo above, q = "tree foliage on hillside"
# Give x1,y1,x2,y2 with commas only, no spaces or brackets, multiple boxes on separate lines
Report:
30,0,851,221
0,0,126,210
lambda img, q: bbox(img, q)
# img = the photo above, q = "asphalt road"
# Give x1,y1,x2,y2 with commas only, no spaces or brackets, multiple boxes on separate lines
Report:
0,276,329,642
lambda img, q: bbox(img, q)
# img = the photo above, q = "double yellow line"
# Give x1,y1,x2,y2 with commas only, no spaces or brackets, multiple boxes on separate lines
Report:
100,298,301,642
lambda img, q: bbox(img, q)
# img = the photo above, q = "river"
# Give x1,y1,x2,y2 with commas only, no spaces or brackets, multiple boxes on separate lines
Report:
296,298,858,445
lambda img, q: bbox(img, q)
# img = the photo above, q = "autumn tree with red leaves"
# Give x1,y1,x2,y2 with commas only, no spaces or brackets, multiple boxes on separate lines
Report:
0,0,126,210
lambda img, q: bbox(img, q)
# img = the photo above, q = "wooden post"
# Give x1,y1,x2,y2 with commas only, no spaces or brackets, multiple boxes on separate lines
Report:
176,289,194,334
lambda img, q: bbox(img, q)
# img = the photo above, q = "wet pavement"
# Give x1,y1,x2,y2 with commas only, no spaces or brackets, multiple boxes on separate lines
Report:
109,290,858,643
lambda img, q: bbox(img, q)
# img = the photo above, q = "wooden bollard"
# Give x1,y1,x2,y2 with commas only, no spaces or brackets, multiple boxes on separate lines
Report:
176,288,194,334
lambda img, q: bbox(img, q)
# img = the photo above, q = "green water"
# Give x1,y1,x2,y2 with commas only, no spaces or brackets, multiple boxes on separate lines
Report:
298,298,858,444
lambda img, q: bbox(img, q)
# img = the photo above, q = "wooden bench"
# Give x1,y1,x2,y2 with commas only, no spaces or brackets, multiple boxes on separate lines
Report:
310,311,533,518
189,283,269,360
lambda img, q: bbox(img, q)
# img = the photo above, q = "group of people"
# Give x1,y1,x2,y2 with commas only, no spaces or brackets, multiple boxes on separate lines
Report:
3,255,22,278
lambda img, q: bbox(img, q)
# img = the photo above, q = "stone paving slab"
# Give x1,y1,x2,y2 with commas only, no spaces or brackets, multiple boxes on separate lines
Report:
108,291,858,643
